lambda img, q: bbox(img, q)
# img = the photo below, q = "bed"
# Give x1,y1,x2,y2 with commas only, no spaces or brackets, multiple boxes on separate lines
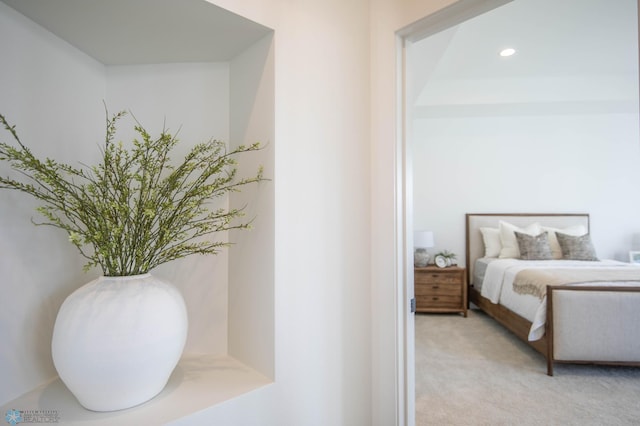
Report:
465,213,640,375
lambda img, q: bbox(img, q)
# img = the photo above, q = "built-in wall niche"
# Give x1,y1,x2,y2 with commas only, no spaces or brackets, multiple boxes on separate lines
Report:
0,0,275,421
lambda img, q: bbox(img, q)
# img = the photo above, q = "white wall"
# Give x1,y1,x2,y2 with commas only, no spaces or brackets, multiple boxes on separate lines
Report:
0,2,106,404
183,0,376,424
105,62,232,355
411,0,640,265
228,33,275,379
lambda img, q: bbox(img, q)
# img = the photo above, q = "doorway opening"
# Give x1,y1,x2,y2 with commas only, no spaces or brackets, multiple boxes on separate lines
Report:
397,0,639,423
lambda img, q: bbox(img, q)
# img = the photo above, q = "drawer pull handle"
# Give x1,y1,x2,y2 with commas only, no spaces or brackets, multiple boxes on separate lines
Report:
432,285,439,289
432,297,439,301
431,274,439,278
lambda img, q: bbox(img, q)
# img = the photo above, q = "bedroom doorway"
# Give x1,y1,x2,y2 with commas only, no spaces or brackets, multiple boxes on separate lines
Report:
399,0,639,424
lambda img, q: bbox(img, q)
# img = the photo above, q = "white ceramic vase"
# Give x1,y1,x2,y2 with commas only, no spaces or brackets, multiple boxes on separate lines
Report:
51,274,188,411
414,248,430,267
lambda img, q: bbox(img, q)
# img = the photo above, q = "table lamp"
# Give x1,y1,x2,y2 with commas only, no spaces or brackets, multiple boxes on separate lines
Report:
414,230,434,267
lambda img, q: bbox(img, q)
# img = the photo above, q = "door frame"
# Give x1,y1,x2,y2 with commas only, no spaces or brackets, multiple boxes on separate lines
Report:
393,1,512,424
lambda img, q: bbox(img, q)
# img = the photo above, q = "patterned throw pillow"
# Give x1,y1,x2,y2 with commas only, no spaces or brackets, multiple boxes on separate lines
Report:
541,225,587,259
498,221,542,258
555,232,598,261
514,231,553,260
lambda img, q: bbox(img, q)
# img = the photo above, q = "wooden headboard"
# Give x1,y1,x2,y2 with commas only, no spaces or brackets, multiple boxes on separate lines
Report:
465,213,590,286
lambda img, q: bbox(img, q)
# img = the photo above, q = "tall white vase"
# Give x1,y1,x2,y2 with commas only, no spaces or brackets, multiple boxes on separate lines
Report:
51,274,188,411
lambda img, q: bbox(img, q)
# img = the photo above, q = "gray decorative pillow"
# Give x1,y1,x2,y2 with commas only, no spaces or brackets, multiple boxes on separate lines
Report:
556,232,598,261
514,231,553,260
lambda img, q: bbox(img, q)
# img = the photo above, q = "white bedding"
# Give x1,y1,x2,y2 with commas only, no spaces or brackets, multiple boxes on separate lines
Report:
479,258,640,341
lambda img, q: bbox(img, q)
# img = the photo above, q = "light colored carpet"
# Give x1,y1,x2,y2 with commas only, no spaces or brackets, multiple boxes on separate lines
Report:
415,308,640,426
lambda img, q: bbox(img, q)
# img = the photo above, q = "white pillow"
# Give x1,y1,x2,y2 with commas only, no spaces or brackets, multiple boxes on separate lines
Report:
480,227,501,257
498,221,541,258
541,225,587,259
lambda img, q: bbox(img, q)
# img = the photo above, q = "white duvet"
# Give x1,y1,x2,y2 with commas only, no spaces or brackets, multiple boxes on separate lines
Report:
480,258,639,341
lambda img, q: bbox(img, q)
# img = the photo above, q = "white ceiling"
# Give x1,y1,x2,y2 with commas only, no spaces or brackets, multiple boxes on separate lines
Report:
1,0,272,65
410,0,638,107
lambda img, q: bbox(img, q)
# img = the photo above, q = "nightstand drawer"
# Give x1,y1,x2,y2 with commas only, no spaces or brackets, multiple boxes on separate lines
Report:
415,273,460,285
415,283,461,297
416,294,462,308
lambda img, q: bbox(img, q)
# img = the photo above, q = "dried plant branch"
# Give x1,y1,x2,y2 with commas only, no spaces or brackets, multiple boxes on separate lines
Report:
0,110,265,276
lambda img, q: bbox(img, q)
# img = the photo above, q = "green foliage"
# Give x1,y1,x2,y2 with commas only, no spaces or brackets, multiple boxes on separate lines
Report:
435,250,456,260
0,111,264,276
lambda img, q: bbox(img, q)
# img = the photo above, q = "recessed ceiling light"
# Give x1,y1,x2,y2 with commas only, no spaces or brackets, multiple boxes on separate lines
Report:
500,48,516,57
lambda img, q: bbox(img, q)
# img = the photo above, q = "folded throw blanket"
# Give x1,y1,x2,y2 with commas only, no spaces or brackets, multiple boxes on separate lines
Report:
513,268,640,299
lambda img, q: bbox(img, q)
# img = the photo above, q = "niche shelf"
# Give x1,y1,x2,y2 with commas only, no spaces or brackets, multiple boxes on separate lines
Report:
0,1,275,421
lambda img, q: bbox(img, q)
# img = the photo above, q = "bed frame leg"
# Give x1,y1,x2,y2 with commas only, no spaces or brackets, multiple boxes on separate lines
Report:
546,324,554,376
546,285,554,376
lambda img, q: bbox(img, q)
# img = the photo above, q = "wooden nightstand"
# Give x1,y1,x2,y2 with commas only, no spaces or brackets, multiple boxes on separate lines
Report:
414,266,467,317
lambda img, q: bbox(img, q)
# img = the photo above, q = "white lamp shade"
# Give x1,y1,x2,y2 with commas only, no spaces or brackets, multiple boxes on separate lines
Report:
414,231,434,248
